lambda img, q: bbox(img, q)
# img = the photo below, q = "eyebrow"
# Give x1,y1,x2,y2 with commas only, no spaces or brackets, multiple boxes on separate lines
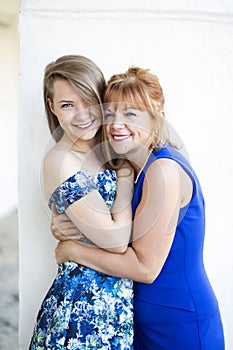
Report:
122,106,138,110
58,99,73,104
105,105,138,112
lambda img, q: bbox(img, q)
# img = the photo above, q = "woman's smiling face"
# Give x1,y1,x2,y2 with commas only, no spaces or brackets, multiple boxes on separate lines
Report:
48,79,101,141
104,103,156,156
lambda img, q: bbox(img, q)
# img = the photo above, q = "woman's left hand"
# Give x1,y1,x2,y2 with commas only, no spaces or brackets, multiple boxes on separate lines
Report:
55,241,76,265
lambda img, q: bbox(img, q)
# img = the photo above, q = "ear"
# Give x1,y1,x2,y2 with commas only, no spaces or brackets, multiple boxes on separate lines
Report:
159,110,165,118
47,98,55,114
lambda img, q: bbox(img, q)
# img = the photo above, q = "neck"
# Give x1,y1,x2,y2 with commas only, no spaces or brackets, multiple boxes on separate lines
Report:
59,133,104,174
61,133,97,153
126,145,153,173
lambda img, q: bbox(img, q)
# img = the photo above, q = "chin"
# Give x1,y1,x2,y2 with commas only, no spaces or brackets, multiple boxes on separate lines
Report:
79,127,100,140
110,142,132,156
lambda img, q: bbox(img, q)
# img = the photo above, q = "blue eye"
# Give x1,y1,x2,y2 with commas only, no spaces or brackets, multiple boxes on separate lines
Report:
104,113,114,119
126,112,136,117
61,103,73,109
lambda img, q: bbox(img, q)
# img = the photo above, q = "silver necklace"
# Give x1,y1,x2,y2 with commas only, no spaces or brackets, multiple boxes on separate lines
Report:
134,147,154,184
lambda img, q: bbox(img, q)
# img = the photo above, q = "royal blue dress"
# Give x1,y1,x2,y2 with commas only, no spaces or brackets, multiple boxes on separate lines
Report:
132,146,225,350
29,169,134,350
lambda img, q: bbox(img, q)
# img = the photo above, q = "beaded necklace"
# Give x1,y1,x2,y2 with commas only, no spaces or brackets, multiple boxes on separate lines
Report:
134,147,154,184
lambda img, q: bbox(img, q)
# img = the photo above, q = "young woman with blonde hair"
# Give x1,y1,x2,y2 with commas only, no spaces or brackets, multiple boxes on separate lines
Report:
29,55,134,349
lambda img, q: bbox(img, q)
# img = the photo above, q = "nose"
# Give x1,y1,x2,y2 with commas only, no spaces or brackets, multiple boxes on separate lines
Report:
112,120,125,129
74,106,90,120
111,113,125,128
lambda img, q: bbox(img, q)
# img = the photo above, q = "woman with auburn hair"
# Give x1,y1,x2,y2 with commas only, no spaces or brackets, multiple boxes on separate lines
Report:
53,66,225,349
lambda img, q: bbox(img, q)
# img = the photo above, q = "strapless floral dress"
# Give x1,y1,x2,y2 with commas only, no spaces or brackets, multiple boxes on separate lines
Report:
29,169,134,350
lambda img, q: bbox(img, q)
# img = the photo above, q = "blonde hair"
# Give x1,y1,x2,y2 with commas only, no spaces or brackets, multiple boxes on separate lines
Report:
43,55,106,142
103,66,166,165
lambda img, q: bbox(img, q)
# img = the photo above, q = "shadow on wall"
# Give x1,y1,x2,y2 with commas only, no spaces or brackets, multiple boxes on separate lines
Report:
0,209,18,348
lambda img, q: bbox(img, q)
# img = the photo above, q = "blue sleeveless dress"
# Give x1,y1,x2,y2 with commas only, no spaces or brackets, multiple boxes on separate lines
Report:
29,169,134,350
132,146,225,350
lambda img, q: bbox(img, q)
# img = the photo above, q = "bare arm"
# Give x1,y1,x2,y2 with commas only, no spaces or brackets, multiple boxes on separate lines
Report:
56,159,192,283
44,147,134,253
64,166,133,252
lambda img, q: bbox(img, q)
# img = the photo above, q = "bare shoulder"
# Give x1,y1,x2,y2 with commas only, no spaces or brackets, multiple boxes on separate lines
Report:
146,157,192,207
44,144,82,173
43,144,82,200
146,158,180,184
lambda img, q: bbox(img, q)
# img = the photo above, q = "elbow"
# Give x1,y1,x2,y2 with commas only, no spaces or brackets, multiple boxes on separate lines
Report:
136,269,159,284
135,258,164,284
139,275,156,284
144,274,157,284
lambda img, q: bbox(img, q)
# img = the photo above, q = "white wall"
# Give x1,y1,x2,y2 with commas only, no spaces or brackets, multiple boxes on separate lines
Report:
19,0,233,348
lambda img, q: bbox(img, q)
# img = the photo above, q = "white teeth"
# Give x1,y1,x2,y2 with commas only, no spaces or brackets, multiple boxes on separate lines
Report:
113,135,130,141
76,120,93,129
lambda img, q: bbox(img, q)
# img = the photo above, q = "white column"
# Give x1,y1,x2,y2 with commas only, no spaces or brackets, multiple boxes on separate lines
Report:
19,0,233,348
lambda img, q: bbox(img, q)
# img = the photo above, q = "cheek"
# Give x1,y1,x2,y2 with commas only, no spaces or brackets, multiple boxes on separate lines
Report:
104,125,111,138
136,119,155,135
57,111,74,125
56,115,68,127
96,115,102,126
91,106,102,119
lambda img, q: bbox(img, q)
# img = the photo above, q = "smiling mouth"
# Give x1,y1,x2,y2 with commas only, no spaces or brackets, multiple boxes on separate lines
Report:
74,120,95,129
112,134,131,141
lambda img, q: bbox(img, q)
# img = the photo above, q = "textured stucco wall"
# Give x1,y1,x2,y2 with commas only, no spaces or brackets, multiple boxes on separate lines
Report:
19,1,233,348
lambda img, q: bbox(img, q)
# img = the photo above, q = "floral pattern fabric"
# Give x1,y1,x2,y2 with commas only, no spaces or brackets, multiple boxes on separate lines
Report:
29,169,134,349
49,169,116,214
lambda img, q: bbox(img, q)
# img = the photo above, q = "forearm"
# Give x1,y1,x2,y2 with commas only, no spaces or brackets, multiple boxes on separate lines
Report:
51,214,130,253
111,172,133,224
63,241,150,282
51,168,133,251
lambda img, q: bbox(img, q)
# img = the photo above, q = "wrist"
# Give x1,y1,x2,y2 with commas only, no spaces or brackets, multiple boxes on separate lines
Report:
69,241,77,262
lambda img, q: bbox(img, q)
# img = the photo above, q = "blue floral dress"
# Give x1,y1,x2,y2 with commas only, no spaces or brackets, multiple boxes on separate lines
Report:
29,169,134,350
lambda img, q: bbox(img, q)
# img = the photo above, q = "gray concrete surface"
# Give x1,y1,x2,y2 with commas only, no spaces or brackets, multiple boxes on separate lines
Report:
0,210,18,349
